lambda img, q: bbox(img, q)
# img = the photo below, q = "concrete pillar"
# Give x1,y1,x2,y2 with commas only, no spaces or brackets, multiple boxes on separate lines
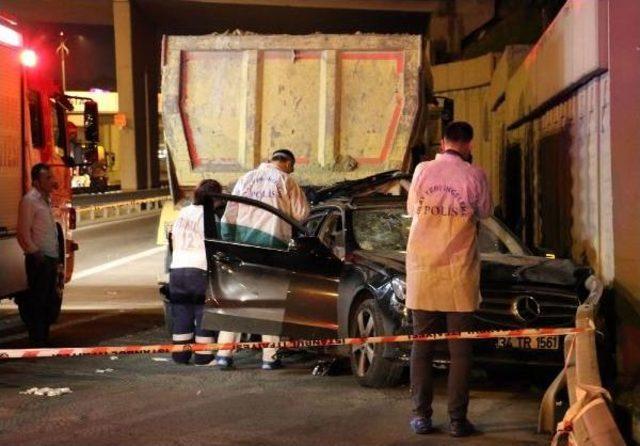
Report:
609,0,640,384
113,0,160,190
131,3,160,190
113,0,138,190
318,50,338,167
239,50,259,169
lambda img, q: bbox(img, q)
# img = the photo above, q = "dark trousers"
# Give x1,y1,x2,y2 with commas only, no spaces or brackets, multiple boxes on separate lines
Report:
24,255,59,346
410,310,475,421
171,303,216,365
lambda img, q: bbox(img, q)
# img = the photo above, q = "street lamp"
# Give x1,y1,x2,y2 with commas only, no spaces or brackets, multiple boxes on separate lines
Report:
56,31,69,92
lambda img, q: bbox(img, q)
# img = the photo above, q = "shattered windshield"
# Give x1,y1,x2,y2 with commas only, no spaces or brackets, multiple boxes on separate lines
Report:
353,207,411,251
352,206,527,255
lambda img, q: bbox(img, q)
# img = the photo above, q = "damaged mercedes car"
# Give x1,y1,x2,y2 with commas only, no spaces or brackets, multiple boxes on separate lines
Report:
201,171,603,388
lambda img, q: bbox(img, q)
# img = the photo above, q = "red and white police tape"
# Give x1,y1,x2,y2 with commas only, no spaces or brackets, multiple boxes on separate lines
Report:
0,326,590,359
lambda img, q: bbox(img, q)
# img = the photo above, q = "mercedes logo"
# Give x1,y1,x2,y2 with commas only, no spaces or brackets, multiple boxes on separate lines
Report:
511,295,541,323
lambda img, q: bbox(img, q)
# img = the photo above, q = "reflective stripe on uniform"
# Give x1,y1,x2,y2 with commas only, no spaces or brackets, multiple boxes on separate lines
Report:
172,333,194,342
195,336,214,344
194,336,215,355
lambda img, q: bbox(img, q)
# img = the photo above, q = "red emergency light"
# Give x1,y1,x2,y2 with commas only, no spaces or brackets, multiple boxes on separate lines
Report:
20,49,37,67
0,22,22,47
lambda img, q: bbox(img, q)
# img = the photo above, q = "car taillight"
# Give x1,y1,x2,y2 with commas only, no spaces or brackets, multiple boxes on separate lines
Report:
68,207,77,230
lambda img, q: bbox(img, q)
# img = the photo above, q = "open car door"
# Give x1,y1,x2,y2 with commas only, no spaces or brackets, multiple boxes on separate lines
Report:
201,194,341,339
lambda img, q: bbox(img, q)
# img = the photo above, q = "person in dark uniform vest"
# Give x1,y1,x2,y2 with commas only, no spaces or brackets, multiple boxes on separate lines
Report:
169,179,221,365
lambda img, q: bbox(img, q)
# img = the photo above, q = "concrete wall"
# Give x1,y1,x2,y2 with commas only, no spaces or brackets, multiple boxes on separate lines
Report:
608,0,640,387
432,53,497,193
506,74,613,277
432,0,640,382
433,0,613,274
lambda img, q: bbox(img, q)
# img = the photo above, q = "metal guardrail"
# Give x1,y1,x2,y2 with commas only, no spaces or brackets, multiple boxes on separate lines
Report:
538,276,626,445
72,188,170,207
73,189,171,226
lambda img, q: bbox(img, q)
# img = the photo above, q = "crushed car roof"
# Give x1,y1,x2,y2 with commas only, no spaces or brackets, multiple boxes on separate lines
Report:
307,170,411,205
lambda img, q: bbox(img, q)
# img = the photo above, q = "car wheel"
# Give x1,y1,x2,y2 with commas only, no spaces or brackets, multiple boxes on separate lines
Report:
349,299,404,388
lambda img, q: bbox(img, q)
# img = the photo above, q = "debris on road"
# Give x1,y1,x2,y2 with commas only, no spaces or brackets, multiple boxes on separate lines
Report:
95,368,115,374
109,356,119,361
151,357,170,362
20,387,72,397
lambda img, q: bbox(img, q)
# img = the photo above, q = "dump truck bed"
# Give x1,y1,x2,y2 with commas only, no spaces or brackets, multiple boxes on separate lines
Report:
161,32,424,188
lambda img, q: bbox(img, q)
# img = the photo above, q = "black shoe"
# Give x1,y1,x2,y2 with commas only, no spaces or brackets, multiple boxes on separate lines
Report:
449,419,475,437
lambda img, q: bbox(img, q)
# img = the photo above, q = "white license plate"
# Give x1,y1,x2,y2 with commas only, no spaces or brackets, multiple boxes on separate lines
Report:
495,336,560,350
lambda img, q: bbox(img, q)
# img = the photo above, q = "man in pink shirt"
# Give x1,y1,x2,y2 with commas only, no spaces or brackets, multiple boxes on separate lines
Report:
17,164,60,347
406,122,493,437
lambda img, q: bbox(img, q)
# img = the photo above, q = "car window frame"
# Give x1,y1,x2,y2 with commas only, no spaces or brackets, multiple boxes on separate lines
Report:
204,193,308,253
303,211,329,237
317,209,346,250
479,217,531,256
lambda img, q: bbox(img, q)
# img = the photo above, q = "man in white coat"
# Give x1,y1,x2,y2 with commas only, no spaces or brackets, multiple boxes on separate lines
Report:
215,149,310,370
406,122,492,437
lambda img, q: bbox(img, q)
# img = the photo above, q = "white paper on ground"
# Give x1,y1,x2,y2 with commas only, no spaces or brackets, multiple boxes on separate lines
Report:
20,387,72,397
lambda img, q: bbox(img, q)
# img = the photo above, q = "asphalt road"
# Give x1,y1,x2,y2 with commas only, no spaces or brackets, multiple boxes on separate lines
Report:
64,214,166,311
0,215,553,446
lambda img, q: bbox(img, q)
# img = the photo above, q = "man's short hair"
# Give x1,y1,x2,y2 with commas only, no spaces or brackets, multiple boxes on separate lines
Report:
31,163,50,183
271,149,296,164
194,179,222,206
444,121,474,143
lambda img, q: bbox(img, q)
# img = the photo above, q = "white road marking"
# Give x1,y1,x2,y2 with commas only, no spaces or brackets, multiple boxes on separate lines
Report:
61,302,163,311
72,246,165,281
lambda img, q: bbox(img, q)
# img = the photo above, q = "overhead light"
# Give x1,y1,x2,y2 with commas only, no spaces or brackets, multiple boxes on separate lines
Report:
20,49,37,67
0,22,22,47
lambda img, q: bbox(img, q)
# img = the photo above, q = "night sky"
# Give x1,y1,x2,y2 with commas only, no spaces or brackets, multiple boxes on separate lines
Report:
22,22,116,91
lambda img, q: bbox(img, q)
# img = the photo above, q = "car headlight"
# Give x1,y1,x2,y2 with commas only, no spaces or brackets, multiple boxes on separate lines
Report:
391,277,406,302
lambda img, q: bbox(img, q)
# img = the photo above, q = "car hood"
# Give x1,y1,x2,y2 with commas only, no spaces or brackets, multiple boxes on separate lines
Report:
352,250,406,274
480,253,591,286
352,250,591,287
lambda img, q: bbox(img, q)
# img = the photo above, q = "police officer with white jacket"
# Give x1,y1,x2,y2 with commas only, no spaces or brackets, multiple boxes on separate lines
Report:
215,149,310,370
406,122,493,437
169,180,222,365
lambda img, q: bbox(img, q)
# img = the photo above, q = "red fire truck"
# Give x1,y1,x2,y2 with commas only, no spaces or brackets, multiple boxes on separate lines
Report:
0,15,97,325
